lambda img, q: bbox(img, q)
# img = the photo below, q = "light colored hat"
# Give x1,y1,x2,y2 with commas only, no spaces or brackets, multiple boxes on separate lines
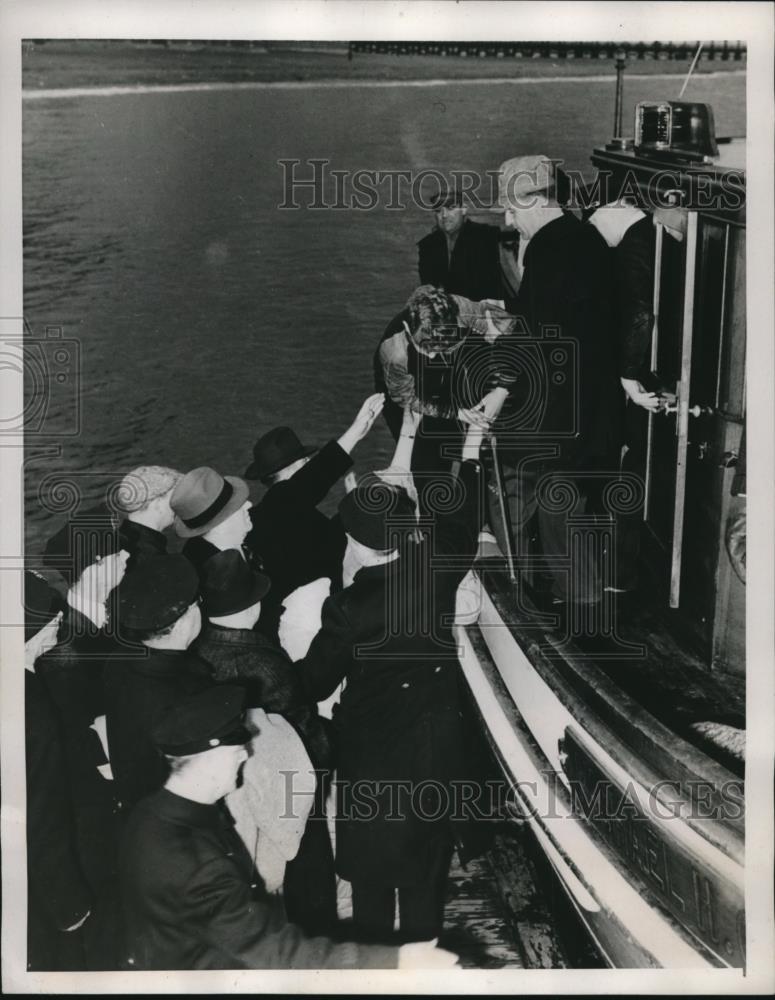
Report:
494,154,555,210
114,465,182,513
171,466,250,538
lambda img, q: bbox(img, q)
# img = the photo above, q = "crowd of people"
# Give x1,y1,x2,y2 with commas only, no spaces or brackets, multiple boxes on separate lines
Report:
22,151,685,973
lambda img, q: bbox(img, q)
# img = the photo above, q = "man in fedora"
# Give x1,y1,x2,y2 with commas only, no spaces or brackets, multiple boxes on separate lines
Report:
105,554,215,814
119,685,458,970
242,393,385,639
171,466,259,577
417,186,503,302
295,421,486,943
486,153,620,610
193,550,337,935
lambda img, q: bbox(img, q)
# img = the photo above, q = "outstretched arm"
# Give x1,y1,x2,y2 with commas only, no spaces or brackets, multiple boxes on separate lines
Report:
276,394,384,509
337,393,385,455
373,404,421,512
390,403,421,471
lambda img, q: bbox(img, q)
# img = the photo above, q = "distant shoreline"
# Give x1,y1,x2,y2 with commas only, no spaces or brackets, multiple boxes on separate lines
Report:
22,40,746,91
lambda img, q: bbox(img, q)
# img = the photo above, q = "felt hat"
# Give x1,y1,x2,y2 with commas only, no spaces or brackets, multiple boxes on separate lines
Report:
244,427,317,482
171,467,250,538
200,549,271,617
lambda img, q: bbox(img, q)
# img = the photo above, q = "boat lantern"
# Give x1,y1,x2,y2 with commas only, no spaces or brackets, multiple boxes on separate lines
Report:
634,101,719,159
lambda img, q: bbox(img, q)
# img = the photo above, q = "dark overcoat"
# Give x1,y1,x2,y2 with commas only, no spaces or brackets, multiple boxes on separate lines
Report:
119,788,398,970
193,623,331,769
503,211,621,464
297,459,483,886
26,669,92,969
104,647,214,813
244,440,351,613
418,218,503,301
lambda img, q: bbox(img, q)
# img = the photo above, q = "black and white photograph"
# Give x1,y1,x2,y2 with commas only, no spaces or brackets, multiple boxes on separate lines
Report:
1,1,773,993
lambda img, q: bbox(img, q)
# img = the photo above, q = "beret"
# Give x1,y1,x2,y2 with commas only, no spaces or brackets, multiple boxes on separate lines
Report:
339,475,417,551
117,554,198,632
152,685,250,756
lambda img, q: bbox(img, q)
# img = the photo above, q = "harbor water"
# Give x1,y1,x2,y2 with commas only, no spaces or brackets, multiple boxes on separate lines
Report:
21,59,745,554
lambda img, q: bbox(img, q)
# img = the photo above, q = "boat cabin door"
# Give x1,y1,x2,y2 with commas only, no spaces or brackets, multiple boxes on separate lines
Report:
641,210,745,670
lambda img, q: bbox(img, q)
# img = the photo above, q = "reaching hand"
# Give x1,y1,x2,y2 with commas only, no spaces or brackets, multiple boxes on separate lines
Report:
402,403,422,432
483,308,503,345
459,387,509,429
339,393,386,455
621,377,660,412
398,938,460,969
352,392,386,439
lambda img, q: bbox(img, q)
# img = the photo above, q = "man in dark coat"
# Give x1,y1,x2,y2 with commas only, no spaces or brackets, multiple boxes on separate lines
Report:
487,154,620,607
295,423,486,942
30,558,131,970
193,550,336,935
105,554,215,814
113,465,183,569
119,687,456,970
24,576,91,971
41,465,182,582
418,189,503,301
242,393,385,638
587,201,659,593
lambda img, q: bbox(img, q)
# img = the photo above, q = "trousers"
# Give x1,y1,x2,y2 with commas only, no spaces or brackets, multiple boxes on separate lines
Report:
283,775,338,936
349,835,454,944
488,456,604,604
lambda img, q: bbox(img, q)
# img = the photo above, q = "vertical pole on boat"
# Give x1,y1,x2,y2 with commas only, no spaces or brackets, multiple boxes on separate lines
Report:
489,433,518,585
613,48,626,138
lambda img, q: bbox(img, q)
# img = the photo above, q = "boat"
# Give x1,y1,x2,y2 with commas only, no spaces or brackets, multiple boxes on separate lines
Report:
456,93,746,968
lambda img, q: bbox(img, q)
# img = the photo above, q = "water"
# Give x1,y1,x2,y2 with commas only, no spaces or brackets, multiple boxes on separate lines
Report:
21,71,745,554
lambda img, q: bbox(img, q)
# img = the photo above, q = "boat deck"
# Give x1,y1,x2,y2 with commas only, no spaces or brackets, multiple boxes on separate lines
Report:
441,825,569,968
474,547,745,777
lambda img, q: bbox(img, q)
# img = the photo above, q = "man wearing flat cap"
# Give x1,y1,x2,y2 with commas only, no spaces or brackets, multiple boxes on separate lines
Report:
119,687,458,970
42,465,181,581
295,422,487,943
242,393,385,640
105,554,216,814
113,465,183,568
488,153,620,608
418,187,503,302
